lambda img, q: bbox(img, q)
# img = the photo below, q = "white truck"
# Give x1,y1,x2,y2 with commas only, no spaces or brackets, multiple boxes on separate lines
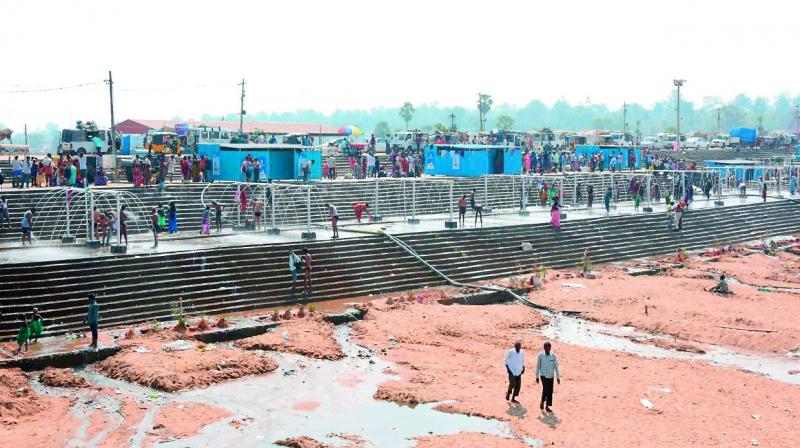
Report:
58,121,112,155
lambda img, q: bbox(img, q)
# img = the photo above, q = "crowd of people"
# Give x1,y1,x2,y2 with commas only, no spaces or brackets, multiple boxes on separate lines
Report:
1,153,110,189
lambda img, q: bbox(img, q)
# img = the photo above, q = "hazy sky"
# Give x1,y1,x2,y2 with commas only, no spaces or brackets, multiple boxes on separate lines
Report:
1,0,797,131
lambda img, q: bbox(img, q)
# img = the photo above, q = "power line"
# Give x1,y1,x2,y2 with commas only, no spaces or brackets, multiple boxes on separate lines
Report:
0,81,103,94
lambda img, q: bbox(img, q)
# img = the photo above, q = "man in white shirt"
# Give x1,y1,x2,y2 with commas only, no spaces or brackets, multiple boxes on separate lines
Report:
535,341,561,412
504,340,525,403
78,153,88,182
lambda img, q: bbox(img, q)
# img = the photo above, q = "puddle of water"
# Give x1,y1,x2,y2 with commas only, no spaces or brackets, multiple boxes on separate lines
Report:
53,327,532,448
539,312,800,385
164,327,517,447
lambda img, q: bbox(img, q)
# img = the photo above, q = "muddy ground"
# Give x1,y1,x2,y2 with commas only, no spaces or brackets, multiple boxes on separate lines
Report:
1,245,799,447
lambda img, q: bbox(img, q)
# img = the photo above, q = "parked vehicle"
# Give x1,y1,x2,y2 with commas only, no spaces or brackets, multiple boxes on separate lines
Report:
640,136,664,150
58,121,112,156
685,137,710,150
710,138,727,148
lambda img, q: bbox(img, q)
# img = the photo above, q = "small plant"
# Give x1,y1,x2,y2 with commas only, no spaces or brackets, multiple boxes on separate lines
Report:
146,320,161,333
459,250,467,257
169,299,188,332
675,248,689,262
271,310,280,322
297,305,306,318
282,309,293,319
535,264,549,278
216,316,229,328
582,248,592,273
308,304,317,314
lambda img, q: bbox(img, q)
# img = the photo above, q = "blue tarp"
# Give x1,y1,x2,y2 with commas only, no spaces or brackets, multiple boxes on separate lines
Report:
729,128,757,143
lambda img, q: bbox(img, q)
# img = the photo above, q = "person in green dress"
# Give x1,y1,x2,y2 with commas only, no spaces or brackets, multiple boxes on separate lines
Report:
30,308,43,343
16,317,30,353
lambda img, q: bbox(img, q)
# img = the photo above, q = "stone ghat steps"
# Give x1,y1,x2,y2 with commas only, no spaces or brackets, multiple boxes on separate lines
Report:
0,236,444,339
398,201,800,283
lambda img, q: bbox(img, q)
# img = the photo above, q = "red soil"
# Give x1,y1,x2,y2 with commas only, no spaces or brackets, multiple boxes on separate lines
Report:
415,432,534,447
149,402,232,442
275,435,327,448
531,256,800,353
93,330,278,392
236,318,344,360
38,367,91,388
0,368,78,446
353,299,800,447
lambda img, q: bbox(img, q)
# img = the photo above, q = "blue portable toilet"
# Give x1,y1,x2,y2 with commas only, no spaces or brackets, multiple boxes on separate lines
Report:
424,144,522,176
197,143,322,181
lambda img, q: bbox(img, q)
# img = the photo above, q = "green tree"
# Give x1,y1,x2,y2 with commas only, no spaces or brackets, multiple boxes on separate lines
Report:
374,121,391,138
477,93,493,131
399,102,415,130
496,115,515,130
433,123,448,133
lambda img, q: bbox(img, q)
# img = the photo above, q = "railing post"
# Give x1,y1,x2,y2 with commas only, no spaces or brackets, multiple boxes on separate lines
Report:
302,185,316,239
372,178,382,221
519,175,529,216
111,191,127,253
85,188,100,247
483,175,492,214
267,183,280,234
408,177,420,224
445,181,456,228
236,183,241,230
643,175,653,212
61,188,75,244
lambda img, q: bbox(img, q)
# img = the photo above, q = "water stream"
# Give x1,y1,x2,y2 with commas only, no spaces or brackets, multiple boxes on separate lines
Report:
34,326,541,448
539,311,800,385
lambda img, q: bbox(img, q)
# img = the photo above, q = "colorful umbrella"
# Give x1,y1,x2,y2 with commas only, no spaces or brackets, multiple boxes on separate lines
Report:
337,125,362,136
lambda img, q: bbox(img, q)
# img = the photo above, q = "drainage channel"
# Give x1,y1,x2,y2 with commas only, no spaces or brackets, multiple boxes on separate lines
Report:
382,232,800,386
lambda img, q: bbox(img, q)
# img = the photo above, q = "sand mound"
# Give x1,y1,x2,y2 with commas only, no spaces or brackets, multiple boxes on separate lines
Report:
415,433,534,448
0,368,48,419
38,368,90,389
236,318,344,360
94,335,278,392
275,436,327,448
150,402,232,441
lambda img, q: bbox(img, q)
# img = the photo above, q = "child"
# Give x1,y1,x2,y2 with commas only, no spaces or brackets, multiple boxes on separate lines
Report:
202,205,211,236
30,308,43,343
16,317,30,353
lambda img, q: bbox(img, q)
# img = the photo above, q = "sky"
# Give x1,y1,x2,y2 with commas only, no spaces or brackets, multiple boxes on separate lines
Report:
1,0,797,131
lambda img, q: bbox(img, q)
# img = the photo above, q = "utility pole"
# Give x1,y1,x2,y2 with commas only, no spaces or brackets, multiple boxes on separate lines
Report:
477,93,483,132
673,79,685,151
24,123,28,145
716,106,721,135
105,70,117,182
794,105,800,138
622,102,628,143
238,78,246,136
449,113,456,131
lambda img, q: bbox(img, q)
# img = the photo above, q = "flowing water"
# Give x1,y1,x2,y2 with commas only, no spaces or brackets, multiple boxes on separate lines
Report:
34,327,542,448
538,311,800,385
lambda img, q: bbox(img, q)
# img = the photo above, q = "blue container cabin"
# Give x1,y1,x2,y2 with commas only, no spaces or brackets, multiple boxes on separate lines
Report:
574,145,642,169
705,159,762,182
197,143,322,181
423,144,522,176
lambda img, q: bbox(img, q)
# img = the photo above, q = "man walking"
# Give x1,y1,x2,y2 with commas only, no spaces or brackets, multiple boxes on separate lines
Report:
536,341,561,412
504,340,525,403
301,248,312,294
82,293,100,349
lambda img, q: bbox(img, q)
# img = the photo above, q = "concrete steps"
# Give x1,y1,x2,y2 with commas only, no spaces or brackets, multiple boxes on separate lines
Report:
0,235,444,339
397,200,800,283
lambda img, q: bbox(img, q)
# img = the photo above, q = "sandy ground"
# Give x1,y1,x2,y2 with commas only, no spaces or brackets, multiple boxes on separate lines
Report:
93,327,278,392
530,252,800,353
0,368,78,446
414,432,534,447
236,317,344,360
352,298,800,447
2,247,800,447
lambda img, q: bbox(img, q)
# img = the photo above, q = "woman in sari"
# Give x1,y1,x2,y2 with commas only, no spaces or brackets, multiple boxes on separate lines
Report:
167,201,178,234
30,308,43,343
133,162,143,187
550,198,561,232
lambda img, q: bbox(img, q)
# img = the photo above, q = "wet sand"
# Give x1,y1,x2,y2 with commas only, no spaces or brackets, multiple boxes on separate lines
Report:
532,251,800,353
2,247,799,447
